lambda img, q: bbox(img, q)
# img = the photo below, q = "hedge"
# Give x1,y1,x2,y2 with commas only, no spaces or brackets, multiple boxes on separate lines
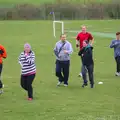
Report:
0,2,119,20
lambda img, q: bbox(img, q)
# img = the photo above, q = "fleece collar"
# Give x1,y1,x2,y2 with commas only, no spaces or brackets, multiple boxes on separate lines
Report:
84,44,91,50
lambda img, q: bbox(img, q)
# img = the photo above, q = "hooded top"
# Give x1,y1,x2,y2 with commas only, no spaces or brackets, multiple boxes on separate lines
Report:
0,45,7,64
78,44,93,66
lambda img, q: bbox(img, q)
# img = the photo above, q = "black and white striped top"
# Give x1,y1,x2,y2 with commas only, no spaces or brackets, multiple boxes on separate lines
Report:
18,51,36,75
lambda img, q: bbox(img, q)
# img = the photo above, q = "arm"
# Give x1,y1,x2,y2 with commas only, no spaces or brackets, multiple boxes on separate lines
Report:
18,53,23,67
76,34,80,47
0,45,7,58
65,43,73,55
25,52,35,64
89,33,94,45
110,41,118,48
54,43,59,57
78,48,84,56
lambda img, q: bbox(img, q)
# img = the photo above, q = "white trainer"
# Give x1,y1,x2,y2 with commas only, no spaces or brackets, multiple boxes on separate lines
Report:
0,89,3,94
115,72,120,76
78,73,83,77
2,84,4,88
64,84,68,87
57,82,62,86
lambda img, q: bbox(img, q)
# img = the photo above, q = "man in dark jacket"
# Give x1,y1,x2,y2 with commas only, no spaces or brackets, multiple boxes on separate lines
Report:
78,40,94,88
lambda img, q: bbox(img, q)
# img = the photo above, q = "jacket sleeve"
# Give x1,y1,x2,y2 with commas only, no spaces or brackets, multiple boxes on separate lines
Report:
87,47,93,58
18,53,23,67
54,43,59,57
0,45,7,58
76,33,80,41
78,48,84,56
110,41,119,48
67,43,73,55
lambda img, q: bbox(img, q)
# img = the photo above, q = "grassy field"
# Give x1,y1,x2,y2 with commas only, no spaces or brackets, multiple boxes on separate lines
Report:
0,20,120,120
0,0,114,4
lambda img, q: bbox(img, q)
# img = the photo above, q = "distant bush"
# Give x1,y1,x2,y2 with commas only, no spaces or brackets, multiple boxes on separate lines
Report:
0,1,119,20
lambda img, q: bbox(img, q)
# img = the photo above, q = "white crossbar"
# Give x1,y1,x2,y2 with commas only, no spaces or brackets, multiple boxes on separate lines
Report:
54,21,63,23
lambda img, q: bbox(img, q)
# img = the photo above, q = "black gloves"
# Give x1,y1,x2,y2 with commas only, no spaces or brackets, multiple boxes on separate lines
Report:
76,44,79,48
0,49,4,55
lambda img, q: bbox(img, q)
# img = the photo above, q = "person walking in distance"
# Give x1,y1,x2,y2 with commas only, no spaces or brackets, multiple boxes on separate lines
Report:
76,25,94,77
54,34,73,87
78,40,94,88
110,32,120,76
19,43,36,101
0,44,7,94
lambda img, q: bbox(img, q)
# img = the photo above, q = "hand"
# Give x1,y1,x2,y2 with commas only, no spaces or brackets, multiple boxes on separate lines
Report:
76,44,79,48
25,53,28,56
89,43,93,46
64,50,68,54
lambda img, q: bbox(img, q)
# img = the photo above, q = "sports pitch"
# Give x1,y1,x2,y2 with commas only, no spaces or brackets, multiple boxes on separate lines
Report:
0,20,120,120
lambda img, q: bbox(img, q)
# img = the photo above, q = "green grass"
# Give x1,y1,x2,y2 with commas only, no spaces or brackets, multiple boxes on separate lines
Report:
0,20,120,120
0,0,114,5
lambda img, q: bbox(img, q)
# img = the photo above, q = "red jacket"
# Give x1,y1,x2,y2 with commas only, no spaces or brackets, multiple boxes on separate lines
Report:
0,45,7,64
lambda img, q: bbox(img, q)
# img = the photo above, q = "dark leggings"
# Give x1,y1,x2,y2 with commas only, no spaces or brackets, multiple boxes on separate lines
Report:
21,74,35,98
82,64,94,85
0,64,3,88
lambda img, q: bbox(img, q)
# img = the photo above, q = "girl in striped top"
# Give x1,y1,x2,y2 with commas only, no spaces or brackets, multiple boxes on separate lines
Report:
19,43,36,101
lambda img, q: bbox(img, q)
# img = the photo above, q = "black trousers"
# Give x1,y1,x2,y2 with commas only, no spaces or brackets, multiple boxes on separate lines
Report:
115,56,120,73
56,60,70,85
82,64,94,85
21,74,35,98
0,64,3,88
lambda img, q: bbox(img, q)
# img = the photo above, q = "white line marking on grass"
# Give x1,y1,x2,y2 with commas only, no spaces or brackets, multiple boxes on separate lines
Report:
66,30,115,38
3,76,19,79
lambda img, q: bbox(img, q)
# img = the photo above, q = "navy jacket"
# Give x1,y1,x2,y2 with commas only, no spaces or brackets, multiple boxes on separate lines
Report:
110,40,120,58
78,45,93,66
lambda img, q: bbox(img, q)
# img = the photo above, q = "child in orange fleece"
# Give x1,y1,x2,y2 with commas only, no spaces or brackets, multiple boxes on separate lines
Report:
0,44,7,94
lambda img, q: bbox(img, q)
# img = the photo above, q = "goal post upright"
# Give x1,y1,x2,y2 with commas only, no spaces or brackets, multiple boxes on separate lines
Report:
50,11,64,38
53,21,64,38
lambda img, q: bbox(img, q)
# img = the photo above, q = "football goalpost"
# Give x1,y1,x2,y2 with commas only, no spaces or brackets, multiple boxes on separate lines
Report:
53,21,64,38
51,12,116,39
50,11,65,38
51,11,79,38
52,20,78,38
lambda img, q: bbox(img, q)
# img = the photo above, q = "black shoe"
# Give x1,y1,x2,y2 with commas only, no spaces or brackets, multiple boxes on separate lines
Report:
91,84,94,88
82,83,88,88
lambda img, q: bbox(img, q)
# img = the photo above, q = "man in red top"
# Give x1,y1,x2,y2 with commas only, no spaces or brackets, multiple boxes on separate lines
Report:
76,25,94,77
